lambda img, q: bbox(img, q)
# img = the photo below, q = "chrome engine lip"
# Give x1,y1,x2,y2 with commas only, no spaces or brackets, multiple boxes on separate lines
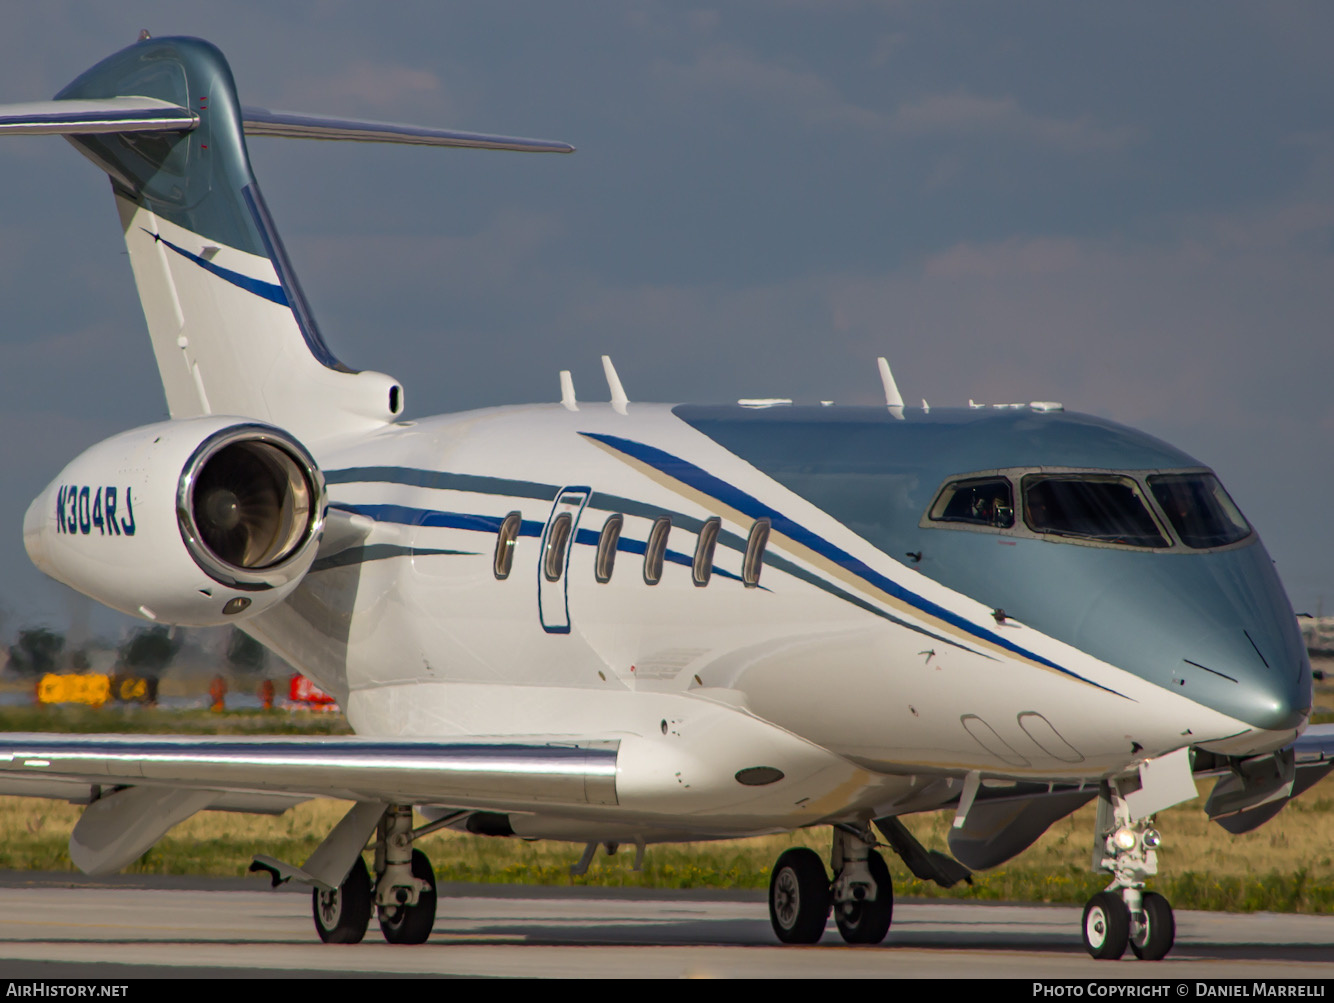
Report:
176,423,326,590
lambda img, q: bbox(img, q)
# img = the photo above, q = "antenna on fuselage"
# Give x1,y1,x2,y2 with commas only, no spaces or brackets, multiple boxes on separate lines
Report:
602,355,629,415
877,357,905,420
559,370,578,411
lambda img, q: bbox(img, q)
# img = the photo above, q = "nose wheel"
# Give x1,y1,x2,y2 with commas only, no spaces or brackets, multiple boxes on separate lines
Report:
1082,783,1176,960
1081,891,1129,959
1129,891,1175,960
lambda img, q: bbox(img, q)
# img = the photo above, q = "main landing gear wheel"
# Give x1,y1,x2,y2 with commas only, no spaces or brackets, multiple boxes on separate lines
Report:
312,855,372,944
835,849,893,945
769,847,831,944
378,848,437,945
1130,891,1175,961
1082,891,1130,959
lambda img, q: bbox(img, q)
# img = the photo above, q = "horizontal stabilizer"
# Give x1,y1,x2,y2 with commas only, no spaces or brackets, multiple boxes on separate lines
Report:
241,107,574,153
0,97,197,134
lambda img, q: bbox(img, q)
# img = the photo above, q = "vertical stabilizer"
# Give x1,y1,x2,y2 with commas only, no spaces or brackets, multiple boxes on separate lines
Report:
50,37,403,441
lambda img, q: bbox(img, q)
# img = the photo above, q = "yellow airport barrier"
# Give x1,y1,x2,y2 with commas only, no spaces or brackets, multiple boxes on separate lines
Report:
36,673,157,707
37,672,111,707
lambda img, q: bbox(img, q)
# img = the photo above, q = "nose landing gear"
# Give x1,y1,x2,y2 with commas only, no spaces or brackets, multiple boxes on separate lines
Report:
1081,784,1176,960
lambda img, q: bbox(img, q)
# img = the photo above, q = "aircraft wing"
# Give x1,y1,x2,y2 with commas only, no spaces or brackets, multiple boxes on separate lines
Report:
0,732,619,810
1295,722,1334,763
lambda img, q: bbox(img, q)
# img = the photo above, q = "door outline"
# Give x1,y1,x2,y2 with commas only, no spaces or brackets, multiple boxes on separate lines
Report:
538,485,590,634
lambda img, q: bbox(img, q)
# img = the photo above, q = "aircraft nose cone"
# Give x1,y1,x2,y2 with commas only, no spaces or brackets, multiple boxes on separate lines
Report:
1195,624,1310,733
1068,540,1311,736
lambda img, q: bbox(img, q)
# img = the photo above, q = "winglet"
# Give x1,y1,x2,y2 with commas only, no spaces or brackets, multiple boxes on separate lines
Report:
602,355,629,414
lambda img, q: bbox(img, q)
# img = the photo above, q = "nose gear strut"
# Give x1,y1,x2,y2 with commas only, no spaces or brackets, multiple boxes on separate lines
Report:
1083,780,1176,960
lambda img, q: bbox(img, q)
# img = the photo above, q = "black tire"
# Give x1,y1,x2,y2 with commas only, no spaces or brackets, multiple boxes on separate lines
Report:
1082,890,1130,960
312,855,372,945
378,848,437,945
1130,892,1175,961
768,847,830,944
835,850,894,945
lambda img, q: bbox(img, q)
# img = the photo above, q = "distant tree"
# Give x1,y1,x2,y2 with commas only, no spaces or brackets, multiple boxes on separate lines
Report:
120,626,180,676
7,627,64,677
226,629,267,675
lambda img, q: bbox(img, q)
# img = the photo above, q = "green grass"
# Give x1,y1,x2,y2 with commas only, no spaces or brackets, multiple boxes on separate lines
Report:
0,704,1331,912
0,702,351,734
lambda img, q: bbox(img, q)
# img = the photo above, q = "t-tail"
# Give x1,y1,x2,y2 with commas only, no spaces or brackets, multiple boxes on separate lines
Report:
0,34,572,444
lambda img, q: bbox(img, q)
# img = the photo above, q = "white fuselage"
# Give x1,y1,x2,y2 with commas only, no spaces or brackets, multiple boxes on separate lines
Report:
239,402,1269,841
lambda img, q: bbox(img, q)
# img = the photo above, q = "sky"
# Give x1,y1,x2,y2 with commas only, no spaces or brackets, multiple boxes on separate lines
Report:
1,2,1332,642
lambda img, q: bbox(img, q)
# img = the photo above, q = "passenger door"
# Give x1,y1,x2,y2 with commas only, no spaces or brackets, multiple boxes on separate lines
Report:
538,486,589,633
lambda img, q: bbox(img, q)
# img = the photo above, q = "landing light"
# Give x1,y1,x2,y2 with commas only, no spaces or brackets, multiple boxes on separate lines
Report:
1113,827,1138,851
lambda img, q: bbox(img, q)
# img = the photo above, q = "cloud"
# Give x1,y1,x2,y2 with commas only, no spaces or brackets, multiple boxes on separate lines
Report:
652,45,886,132
268,59,452,119
892,92,1137,154
655,47,1135,158
816,199,1334,428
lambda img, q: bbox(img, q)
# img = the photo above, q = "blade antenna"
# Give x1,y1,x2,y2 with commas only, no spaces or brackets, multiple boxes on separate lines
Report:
602,355,629,415
877,356,905,420
560,370,578,412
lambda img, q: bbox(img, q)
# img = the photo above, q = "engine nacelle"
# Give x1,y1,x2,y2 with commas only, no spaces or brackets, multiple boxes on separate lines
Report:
24,416,326,626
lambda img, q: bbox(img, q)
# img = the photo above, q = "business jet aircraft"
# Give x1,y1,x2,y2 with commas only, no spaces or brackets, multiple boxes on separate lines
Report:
1,35,1330,959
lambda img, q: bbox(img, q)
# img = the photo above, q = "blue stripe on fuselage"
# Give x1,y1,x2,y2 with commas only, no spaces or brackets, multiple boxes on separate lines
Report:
579,431,1126,697
329,503,740,581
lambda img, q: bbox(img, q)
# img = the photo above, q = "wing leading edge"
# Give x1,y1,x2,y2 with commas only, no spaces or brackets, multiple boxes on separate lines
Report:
0,733,618,809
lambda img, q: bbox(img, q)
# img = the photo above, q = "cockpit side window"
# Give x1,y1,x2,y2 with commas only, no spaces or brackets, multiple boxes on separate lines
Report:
1148,473,1251,549
929,477,1015,529
1023,475,1167,548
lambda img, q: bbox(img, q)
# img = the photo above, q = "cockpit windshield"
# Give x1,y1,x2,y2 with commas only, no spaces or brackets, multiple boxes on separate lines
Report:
929,477,1015,529
1023,475,1167,548
1147,473,1251,549
924,467,1253,551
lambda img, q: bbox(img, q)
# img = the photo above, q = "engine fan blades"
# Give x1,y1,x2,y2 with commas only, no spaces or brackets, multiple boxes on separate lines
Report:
191,441,311,569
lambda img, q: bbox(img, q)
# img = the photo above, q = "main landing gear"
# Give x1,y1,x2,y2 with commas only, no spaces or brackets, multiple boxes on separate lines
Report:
768,826,893,946
1081,783,1176,961
312,804,438,946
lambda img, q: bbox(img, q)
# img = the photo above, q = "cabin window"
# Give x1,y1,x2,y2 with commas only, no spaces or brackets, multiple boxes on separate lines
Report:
643,516,671,585
693,517,721,587
543,512,573,582
743,518,770,588
493,511,522,579
596,514,624,582
1023,475,1167,548
1148,473,1251,549
929,477,1015,529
